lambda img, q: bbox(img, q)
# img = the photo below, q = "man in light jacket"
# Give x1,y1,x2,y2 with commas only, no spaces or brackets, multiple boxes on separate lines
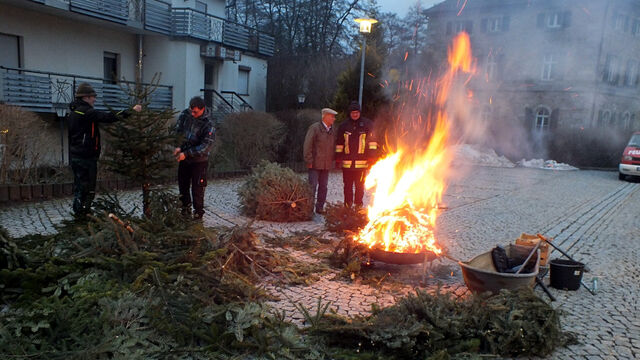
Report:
303,108,337,214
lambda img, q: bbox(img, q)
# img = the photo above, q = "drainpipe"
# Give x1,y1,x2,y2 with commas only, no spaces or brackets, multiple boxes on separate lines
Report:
590,1,611,127
136,34,144,84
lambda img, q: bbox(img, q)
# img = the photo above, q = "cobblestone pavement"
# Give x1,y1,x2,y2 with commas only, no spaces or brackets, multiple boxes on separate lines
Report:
1,166,638,359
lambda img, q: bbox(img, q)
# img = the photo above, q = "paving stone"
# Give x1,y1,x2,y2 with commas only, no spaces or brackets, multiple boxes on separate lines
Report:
2,167,639,358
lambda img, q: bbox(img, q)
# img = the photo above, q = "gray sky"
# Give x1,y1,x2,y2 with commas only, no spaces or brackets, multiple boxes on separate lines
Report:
377,0,443,17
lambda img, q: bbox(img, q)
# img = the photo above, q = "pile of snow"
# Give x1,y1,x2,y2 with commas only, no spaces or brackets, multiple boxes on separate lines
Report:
516,159,578,171
451,144,516,168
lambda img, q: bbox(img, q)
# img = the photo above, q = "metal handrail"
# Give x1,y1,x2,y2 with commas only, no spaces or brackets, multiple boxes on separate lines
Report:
220,90,253,110
201,88,234,109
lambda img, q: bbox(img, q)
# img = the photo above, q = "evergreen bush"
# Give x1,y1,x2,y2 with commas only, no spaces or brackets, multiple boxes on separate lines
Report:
238,161,314,222
213,111,285,171
275,109,320,163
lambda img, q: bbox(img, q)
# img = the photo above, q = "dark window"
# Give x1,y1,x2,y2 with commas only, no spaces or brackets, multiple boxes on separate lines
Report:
0,33,20,68
196,1,207,13
103,52,118,84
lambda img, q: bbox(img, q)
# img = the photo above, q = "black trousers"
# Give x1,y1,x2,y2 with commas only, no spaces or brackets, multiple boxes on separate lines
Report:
342,169,366,207
71,156,97,216
178,161,208,216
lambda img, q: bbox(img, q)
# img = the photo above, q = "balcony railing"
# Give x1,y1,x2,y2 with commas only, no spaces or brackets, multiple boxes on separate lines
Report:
0,66,172,113
23,1,275,57
172,8,274,56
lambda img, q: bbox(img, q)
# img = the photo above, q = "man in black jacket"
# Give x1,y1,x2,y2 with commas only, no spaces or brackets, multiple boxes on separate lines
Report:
335,101,378,208
173,96,215,220
67,83,141,217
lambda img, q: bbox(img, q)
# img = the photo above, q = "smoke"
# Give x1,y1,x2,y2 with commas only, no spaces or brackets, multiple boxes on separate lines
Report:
378,0,639,167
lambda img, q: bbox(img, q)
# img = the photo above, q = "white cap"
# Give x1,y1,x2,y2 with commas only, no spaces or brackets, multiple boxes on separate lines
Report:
321,108,337,115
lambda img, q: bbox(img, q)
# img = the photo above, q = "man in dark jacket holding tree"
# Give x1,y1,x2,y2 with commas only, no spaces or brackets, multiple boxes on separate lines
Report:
303,107,337,214
173,96,215,220
67,83,141,217
335,101,378,208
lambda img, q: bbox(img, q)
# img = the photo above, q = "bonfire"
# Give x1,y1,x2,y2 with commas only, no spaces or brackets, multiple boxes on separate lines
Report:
354,33,475,256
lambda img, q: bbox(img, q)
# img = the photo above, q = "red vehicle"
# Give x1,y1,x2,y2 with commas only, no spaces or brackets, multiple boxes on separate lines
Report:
619,132,640,180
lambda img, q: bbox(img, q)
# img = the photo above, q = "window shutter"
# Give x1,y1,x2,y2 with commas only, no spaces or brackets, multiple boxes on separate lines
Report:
481,18,488,32
446,21,452,35
525,107,534,130
551,108,559,130
537,13,545,28
465,20,473,34
563,11,571,28
502,16,510,31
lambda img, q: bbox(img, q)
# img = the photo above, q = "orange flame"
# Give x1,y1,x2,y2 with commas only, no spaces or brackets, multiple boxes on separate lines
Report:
354,33,475,255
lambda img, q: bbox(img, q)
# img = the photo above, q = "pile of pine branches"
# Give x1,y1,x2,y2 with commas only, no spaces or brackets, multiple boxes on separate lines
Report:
238,161,314,222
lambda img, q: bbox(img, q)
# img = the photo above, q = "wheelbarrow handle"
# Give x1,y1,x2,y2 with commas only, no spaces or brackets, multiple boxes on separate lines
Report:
536,233,591,272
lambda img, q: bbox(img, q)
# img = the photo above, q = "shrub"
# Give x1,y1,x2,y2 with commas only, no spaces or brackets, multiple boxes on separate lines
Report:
213,111,285,171
275,109,320,163
238,161,313,222
0,105,58,183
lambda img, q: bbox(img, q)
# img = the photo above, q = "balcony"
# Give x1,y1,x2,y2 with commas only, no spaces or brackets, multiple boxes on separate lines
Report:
172,8,274,56
0,66,172,113
24,0,275,56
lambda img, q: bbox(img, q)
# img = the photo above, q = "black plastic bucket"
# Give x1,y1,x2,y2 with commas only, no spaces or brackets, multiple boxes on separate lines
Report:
549,258,584,290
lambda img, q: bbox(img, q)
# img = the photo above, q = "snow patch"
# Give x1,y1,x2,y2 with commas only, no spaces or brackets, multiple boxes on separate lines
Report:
451,144,515,168
516,159,578,171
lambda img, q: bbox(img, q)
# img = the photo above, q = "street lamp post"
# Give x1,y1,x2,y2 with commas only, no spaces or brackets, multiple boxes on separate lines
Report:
297,93,306,109
354,17,377,108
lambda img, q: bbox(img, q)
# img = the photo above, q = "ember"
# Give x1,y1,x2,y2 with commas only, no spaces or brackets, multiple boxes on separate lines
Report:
354,32,475,256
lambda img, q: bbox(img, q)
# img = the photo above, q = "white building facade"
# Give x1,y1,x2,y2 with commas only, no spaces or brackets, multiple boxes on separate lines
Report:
0,0,273,164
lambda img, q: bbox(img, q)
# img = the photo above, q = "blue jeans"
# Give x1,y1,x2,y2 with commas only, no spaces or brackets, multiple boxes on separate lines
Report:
308,169,329,211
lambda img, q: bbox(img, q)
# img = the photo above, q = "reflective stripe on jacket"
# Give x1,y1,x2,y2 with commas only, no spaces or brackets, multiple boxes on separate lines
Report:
335,117,377,170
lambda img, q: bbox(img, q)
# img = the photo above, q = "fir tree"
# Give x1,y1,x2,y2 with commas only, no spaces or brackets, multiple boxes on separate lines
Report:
102,77,178,217
332,16,389,119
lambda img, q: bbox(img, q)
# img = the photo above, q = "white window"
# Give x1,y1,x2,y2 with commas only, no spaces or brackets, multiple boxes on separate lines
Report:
481,106,491,122
195,0,207,13
486,54,498,81
622,112,631,129
600,110,612,127
535,107,550,131
615,13,627,32
633,18,640,35
488,18,501,32
604,54,619,84
237,67,250,95
0,33,20,68
547,12,562,28
541,54,556,80
454,22,465,33
624,60,638,87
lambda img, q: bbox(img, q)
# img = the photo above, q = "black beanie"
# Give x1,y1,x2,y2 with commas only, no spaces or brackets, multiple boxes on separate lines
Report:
75,83,97,98
347,101,361,112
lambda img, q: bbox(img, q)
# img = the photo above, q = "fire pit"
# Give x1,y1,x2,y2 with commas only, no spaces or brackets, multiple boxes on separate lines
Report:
369,248,439,265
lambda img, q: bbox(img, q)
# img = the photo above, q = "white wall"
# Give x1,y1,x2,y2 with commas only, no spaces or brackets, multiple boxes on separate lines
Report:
143,36,204,111
0,4,137,80
218,55,268,111
170,0,225,17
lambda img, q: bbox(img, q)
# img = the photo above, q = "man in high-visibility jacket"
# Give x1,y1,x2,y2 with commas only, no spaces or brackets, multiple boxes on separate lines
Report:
335,101,378,208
